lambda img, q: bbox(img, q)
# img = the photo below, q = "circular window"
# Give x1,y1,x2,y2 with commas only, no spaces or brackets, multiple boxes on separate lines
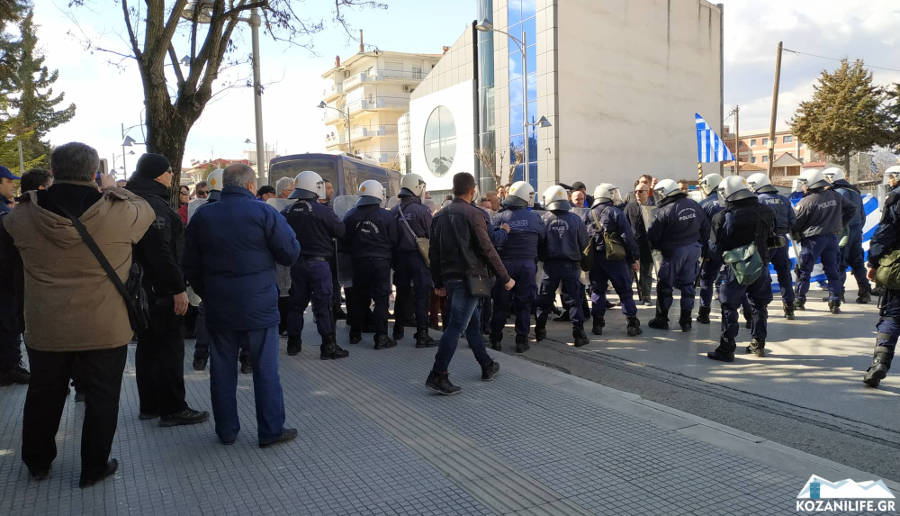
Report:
423,105,456,176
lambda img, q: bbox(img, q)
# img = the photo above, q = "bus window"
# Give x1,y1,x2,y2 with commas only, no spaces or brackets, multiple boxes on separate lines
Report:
268,158,338,188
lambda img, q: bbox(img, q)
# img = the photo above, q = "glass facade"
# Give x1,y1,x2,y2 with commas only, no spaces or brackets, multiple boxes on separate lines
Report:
424,105,457,176
477,0,496,192
508,0,537,188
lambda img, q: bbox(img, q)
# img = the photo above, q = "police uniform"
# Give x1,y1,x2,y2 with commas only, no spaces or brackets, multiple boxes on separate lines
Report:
707,178,775,362
390,187,435,347
829,177,872,303
282,178,348,359
697,189,726,323
647,181,710,331
749,173,797,318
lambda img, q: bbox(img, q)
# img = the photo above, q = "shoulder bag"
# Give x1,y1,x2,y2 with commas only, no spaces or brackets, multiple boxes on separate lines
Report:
721,242,764,286
448,211,495,297
59,206,151,333
398,204,430,267
592,207,627,261
875,249,900,290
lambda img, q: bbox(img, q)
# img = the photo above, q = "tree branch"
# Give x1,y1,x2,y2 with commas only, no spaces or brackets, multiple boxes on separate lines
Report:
121,0,141,59
168,44,185,88
157,0,190,62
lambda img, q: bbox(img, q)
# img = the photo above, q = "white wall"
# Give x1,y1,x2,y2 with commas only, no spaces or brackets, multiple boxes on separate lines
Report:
410,80,475,192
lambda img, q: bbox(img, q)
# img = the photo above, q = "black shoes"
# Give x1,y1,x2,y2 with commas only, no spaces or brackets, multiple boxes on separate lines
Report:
414,328,436,348
320,335,349,360
260,428,298,448
515,334,529,353
745,338,766,357
79,459,118,489
138,412,159,420
287,336,302,356
863,346,893,388
240,360,252,374
392,324,405,341
192,357,207,371
426,371,461,395
28,466,49,481
481,361,500,381
626,317,642,337
648,317,669,330
794,299,805,311
591,316,604,336
822,293,846,303
707,337,736,362
696,306,711,324
349,331,362,344
534,325,547,342
159,408,209,428
573,327,589,347
0,365,30,385
489,335,502,351
374,334,396,350
829,301,841,314
679,316,692,332
783,303,795,320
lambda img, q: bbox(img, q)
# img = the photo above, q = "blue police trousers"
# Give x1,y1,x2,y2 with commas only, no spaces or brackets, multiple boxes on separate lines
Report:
590,257,637,318
795,234,841,303
288,258,335,338
719,268,773,345
768,242,795,305
656,243,702,320
536,260,584,328
491,259,537,339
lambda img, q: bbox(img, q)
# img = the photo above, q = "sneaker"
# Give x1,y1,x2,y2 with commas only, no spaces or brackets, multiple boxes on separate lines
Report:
159,408,209,428
260,428,298,448
192,357,207,371
534,326,547,342
515,334,529,353
0,365,30,385
286,336,302,356
78,459,118,489
481,361,500,381
426,371,461,395
374,334,396,350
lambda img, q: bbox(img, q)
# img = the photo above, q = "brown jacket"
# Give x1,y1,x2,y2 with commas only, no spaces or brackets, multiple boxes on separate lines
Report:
3,188,154,351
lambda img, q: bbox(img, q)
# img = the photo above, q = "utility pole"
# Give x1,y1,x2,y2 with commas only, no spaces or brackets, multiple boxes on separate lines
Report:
733,105,739,176
250,8,266,186
767,41,782,178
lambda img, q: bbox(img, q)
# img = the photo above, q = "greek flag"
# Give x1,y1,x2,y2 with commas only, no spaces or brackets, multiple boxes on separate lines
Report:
695,113,735,163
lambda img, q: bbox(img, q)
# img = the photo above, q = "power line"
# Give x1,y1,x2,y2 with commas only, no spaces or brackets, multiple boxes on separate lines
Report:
783,47,900,73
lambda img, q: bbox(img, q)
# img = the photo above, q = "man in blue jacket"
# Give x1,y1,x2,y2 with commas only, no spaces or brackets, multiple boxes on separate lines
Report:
824,167,872,304
183,164,301,448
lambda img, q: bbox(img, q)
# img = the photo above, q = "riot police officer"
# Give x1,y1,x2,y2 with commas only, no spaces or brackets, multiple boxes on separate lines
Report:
791,168,854,313
696,174,724,324
390,173,436,348
282,171,349,360
647,179,710,331
747,173,797,319
864,165,900,386
707,176,775,362
586,184,642,337
344,180,399,349
535,185,590,346
490,181,545,353
823,167,872,304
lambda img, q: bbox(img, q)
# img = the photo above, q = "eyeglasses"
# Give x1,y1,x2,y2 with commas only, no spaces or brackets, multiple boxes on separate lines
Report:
180,190,190,196
196,190,208,197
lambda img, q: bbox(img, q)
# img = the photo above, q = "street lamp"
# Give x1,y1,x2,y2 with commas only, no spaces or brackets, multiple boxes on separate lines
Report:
182,2,267,185
476,18,550,185
120,124,144,177
318,101,353,155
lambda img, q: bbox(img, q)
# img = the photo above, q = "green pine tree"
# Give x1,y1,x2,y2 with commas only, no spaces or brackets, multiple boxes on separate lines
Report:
885,83,900,153
790,59,894,172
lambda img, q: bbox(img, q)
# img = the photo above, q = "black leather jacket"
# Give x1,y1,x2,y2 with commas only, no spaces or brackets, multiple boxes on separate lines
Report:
430,198,510,288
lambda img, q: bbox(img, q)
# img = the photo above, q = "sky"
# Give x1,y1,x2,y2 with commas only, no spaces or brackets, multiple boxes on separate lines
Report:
28,0,900,177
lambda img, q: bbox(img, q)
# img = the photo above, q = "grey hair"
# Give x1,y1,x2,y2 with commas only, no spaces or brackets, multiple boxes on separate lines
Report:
223,164,256,188
50,142,100,182
275,176,294,195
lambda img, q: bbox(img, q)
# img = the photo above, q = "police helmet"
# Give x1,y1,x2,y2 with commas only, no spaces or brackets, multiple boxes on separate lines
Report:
822,167,845,183
400,173,427,198
357,179,386,207
799,168,828,190
886,165,900,181
289,170,325,199
653,178,681,199
543,185,570,211
504,181,535,207
698,174,722,197
746,173,776,193
206,168,224,192
718,175,755,202
591,183,621,207
791,177,804,193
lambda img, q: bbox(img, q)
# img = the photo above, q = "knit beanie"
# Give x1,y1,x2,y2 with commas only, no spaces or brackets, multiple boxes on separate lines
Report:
136,153,171,179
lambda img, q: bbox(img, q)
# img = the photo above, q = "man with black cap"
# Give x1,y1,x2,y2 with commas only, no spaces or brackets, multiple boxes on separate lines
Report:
570,181,593,208
126,153,209,427
0,165,19,213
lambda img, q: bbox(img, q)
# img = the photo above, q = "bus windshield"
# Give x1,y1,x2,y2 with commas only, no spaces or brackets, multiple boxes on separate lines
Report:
268,158,338,188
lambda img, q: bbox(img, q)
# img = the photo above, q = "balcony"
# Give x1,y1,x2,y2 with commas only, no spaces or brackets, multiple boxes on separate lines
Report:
323,107,346,124
358,150,399,164
323,82,343,102
346,97,409,114
343,69,425,91
324,131,348,149
351,124,398,141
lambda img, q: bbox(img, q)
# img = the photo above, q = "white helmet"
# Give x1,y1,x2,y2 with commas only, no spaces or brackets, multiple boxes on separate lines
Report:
357,179,385,206
592,183,622,207
822,166,845,183
505,181,535,207
400,173,427,198
206,168,224,192
791,177,804,193
543,185,570,211
698,174,722,197
746,173,774,193
718,175,755,202
799,168,828,190
291,170,325,199
886,165,900,181
653,178,681,199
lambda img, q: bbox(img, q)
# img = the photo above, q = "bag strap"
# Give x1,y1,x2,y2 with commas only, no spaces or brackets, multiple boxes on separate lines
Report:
592,206,611,233
57,205,131,304
397,204,419,243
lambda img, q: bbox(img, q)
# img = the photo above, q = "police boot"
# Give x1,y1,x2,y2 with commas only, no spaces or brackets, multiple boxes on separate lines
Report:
534,324,547,342
349,329,362,344
783,303,795,320
707,337,735,362
679,314,692,332
863,346,893,388
591,316,605,336
745,338,766,357
648,315,669,330
321,335,349,360
829,301,841,314
515,334,530,353
392,323,405,342
286,336,302,356
414,328,436,348
573,327,589,347
793,298,805,311
374,334,397,350
872,285,885,297
822,292,846,303
856,285,872,304
192,357,207,371
696,306,711,324
626,317,642,337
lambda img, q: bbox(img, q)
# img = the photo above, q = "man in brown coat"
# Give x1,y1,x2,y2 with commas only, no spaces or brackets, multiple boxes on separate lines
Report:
2,142,154,488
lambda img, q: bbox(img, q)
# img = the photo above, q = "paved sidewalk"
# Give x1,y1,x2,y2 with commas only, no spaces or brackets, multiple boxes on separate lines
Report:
1,326,897,515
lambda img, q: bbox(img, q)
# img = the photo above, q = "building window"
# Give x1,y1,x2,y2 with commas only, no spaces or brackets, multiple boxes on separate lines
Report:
751,157,756,163
762,138,769,146
750,139,757,146
423,105,456,176
784,135,793,143
762,155,768,163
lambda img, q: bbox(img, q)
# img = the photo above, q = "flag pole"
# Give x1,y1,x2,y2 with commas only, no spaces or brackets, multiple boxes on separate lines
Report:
697,161,703,182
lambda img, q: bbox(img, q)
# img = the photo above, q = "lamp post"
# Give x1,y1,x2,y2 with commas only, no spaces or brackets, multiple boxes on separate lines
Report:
318,101,352,155
120,123,144,177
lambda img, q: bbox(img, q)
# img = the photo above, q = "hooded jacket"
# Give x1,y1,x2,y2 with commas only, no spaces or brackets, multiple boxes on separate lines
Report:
2,185,154,351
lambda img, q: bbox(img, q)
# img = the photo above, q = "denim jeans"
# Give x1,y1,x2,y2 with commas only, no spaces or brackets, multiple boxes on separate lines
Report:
432,279,493,373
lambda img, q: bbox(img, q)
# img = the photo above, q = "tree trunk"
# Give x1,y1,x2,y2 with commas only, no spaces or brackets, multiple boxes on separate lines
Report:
843,153,853,183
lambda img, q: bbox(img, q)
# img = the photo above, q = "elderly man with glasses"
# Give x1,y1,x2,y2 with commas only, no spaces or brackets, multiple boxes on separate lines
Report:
193,181,209,200
624,181,654,305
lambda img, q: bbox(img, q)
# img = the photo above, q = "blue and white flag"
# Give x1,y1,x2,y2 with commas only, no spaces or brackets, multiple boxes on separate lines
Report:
695,113,735,163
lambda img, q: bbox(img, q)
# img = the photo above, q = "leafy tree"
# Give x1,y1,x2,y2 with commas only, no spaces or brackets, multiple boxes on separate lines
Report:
790,59,894,173
72,0,384,204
